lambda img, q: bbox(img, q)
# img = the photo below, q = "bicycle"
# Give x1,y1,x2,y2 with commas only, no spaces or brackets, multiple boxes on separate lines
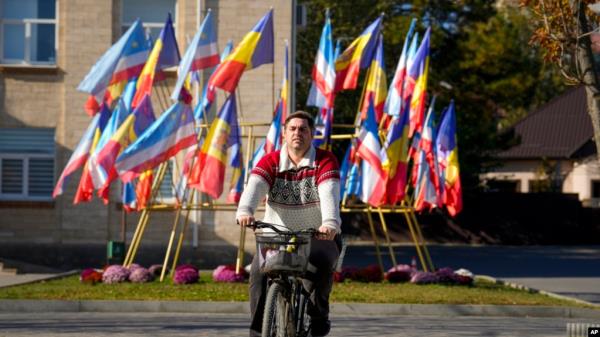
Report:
251,220,318,337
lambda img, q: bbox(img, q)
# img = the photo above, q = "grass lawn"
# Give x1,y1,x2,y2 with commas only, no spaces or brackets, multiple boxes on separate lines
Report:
0,274,592,308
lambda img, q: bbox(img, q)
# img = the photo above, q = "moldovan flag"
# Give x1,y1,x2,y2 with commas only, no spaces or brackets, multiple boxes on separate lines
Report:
436,100,462,216
307,10,336,109
359,33,387,122
355,99,387,207
78,20,149,115
208,9,274,92
334,15,382,92
381,103,410,204
188,93,240,199
408,28,431,137
384,18,416,117
131,13,181,108
53,104,111,198
91,95,156,202
171,10,219,101
116,101,197,183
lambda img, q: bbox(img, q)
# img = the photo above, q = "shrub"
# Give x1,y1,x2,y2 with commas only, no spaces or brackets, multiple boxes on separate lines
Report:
102,265,130,284
212,265,247,283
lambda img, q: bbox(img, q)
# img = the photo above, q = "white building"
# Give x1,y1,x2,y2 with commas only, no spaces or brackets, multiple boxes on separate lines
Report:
481,86,600,207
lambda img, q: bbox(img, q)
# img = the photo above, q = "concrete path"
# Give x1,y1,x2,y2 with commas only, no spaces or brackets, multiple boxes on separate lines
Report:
0,312,592,337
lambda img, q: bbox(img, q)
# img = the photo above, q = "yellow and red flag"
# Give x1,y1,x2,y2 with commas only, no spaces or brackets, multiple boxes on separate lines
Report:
208,10,274,93
334,16,382,92
359,34,387,122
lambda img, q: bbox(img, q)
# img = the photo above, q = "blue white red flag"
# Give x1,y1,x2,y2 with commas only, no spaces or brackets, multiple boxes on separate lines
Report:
53,104,111,197
307,11,336,109
171,10,219,101
355,99,387,207
116,101,198,183
384,18,416,117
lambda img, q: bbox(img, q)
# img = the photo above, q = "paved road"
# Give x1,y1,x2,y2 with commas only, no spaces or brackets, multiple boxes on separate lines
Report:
0,312,586,337
344,245,600,303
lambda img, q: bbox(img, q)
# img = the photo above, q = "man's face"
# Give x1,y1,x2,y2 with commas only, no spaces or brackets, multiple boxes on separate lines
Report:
284,117,313,153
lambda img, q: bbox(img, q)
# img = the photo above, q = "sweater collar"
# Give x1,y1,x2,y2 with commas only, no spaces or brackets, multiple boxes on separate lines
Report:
279,144,316,172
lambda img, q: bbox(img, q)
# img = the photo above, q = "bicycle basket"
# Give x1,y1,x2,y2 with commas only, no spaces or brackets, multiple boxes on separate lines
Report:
255,231,311,274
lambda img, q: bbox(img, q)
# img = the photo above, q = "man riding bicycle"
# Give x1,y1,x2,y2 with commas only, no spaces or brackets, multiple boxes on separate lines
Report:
237,110,341,337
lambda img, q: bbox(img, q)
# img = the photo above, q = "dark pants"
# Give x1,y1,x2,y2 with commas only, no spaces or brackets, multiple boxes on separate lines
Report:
249,238,340,337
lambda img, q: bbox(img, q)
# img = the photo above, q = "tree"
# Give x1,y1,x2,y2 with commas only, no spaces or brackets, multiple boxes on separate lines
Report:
522,0,600,160
297,1,564,190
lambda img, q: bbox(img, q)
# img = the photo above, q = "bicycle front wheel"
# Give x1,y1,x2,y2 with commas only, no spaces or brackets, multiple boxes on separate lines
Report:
262,282,295,337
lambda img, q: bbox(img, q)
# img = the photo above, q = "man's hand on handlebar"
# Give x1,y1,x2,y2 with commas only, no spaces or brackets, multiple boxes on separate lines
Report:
317,225,336,241
237,215,255,228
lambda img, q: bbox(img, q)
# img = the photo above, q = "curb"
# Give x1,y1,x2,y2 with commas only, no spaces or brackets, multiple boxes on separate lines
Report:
0,299,599,318
475,275,600,309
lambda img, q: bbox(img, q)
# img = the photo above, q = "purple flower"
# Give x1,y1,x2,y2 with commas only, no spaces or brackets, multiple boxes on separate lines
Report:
385,264,414,283
435,267,457,284
173,264,199,284
212,265,246,283
148,264,168,277
102,265,130,284
410,271,439,284
129,267,154,283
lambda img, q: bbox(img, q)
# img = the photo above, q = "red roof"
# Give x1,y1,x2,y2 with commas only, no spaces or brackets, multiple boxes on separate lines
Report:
499,86,594,159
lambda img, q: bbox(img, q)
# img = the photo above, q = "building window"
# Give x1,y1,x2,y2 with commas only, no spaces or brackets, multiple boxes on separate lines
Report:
0,128,54,201
592,180,600,199
158,159,175,200
0,0,57,65
122,0,176,40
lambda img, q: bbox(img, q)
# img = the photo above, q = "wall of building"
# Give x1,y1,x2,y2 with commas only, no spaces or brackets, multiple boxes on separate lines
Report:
0,0,293,267
482,157,600,204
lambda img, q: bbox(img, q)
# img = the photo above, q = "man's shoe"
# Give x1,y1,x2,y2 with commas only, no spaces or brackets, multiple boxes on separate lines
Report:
309,318,331,337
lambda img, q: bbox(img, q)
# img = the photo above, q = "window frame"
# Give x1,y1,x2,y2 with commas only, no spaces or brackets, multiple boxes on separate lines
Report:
0,153,54,201
120,0,178,41
0,1,59,66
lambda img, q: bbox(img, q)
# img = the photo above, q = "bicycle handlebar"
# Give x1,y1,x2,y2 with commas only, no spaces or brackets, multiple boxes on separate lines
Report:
243,220,317,236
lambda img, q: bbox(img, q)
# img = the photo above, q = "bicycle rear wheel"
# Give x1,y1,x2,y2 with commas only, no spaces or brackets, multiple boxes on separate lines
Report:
262,282,295,337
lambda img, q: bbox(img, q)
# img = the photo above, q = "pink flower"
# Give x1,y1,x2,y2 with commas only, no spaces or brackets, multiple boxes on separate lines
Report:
173,264,199,284
212,265,246,283
129,267,154,283
385,264,414,283
102,265,130,284
453,268,474,285
435,267,457,284
410,271,439,284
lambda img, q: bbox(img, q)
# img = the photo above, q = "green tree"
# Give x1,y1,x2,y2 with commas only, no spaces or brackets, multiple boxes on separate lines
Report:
296,1,564,190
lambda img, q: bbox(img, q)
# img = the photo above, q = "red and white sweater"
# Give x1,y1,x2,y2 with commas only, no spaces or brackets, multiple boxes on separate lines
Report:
237,145,342,233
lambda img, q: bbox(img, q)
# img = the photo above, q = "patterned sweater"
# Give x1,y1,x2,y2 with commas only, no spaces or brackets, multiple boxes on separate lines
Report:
236,145,342,233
